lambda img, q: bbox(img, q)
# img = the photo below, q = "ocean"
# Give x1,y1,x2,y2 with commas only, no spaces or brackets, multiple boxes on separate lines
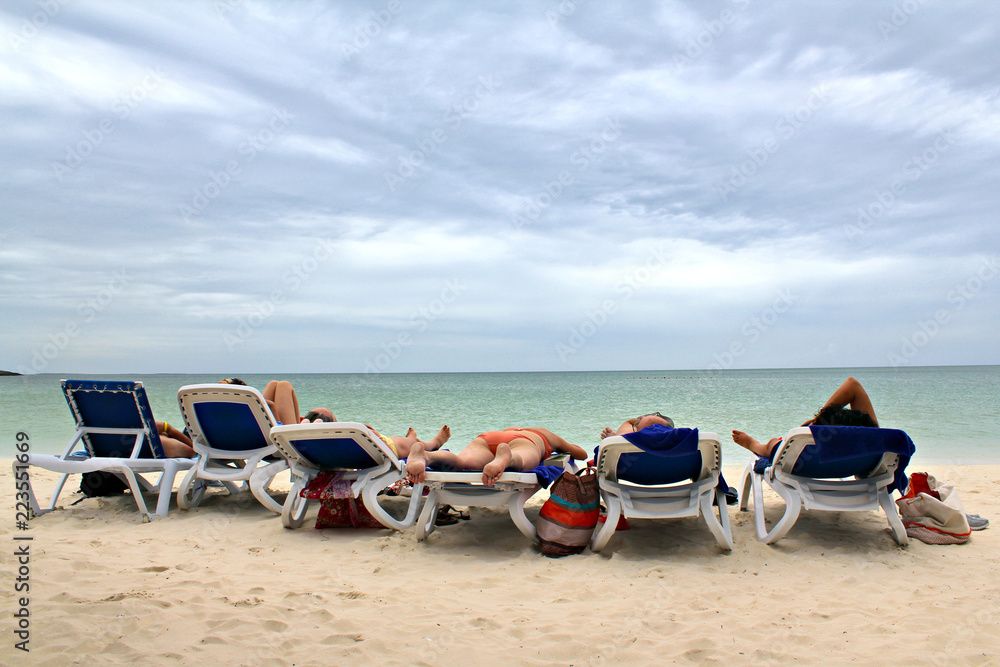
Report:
2,366,998,466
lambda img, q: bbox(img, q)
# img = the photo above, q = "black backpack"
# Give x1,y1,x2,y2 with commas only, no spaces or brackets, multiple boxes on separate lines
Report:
79,471,128,497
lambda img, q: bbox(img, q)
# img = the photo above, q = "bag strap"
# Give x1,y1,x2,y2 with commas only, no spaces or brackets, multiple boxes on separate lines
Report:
571,467,597,489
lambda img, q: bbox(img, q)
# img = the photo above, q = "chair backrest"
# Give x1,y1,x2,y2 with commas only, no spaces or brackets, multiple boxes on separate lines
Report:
776,426,898,480
598,432,720,485
177,384,276,453
270,422,394,472
62,379,164,459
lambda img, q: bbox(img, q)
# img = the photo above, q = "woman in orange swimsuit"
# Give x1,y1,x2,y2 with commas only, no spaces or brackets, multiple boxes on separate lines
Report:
406,427,588,487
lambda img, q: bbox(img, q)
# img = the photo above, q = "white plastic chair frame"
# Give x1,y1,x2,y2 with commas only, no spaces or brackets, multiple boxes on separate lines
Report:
176,384,287,513
20,380,193,522
269,422,424,531
738,427,908,545
415,454,577,542
591,433,733,552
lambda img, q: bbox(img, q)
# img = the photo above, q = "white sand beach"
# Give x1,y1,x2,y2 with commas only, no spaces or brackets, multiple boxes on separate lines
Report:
2,463,998,665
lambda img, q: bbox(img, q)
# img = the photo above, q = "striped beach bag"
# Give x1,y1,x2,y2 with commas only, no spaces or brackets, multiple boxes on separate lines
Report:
536,468,600,557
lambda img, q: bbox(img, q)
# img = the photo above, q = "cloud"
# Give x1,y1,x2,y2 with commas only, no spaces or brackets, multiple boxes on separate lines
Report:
1,0,998,374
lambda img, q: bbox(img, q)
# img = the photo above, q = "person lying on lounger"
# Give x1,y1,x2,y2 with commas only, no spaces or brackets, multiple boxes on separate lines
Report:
368,425,451,460
600,411,675,440
220,378,335,425
156,421,196,458
406,427,588,487
731,376,878,459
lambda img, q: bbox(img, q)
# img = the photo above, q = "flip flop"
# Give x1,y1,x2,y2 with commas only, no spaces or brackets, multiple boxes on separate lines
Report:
435,505,470,526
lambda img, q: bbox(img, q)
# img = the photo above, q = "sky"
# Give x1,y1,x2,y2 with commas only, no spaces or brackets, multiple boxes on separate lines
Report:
2,0,999,375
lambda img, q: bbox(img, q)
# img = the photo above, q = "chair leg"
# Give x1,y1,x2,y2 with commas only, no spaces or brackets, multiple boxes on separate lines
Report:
880,489,909,545
361,476,424,531
176,465,202,510
15,460,48,517
282,478,310,529
119,467,152,522
508,488,538,540
415,489,440,541
701,486,734,550
153,462,181,518
591,492,621,553
249,461,287,514
759,481,801,544
738,462,754,511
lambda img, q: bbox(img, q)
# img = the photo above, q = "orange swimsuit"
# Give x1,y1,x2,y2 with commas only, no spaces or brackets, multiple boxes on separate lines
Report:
475,428,553,459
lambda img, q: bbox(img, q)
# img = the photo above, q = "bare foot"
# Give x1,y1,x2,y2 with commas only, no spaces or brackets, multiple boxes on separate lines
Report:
482,442,514,486
406,427,417,438
600,427,615,440
731,430,777,458
406,441,427,484
424,425,450,450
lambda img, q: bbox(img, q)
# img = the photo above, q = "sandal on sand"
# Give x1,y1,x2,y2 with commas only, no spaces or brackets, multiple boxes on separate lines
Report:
435,505,470,526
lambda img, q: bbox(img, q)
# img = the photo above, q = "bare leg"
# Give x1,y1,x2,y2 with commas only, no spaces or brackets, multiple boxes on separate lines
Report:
407,438,497,484
263,380,301,424
391,425,451,460
406,441,487,484
160,436,195,458
732,430,780,458
405,441,430,484
482,439,542,486
482,443,515,486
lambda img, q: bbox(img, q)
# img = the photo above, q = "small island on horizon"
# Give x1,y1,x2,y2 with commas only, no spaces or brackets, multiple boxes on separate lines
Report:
0,370,22,376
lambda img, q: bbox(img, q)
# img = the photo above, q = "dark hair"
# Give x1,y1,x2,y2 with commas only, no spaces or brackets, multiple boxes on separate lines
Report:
221,378,247,386
303,410,334,423
813,404,876,427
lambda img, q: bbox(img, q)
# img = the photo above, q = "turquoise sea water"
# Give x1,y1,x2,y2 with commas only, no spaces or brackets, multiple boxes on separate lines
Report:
1,367,997,466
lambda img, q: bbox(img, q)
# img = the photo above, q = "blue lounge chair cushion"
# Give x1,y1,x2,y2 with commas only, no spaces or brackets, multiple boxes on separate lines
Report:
594,425,703,486
193,401,271,451
64,379,163,459
801,425,914,492
290,436,380,470
755,426,914,493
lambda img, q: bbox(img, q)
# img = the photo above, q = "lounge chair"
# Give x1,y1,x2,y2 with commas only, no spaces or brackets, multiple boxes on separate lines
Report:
175,383,287,513
268,422,425,530
591,428,733,552
738,425,914,545
415,455,577,542
16,379,195,522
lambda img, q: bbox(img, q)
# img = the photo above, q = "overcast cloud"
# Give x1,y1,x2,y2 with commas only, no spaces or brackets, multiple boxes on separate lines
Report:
2,0,998,374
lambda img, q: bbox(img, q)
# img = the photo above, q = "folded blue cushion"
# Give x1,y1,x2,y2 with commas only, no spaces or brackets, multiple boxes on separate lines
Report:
806,425,914,493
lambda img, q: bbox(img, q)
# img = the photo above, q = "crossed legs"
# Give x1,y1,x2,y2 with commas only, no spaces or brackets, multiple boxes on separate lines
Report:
388,425,450,460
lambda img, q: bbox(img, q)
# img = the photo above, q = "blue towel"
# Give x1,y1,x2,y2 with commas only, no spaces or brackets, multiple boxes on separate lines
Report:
595,425,732,498
808,425,914,493
754,427,914,493
622,424,699,454
531,465,565,488
591,426,700,479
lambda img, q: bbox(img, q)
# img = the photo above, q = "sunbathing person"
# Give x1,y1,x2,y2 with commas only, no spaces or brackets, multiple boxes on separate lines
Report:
406,427,588,487
156,420,196,458
600,411,675,440
220,378,335,425
732,376,879,458
368,425,451,460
